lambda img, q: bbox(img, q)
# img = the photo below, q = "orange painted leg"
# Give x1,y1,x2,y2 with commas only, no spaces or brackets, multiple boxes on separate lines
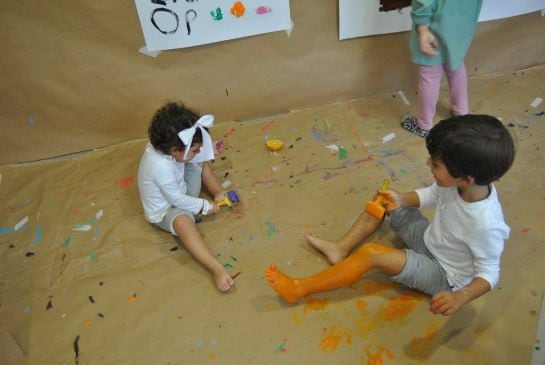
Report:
265,243,405,304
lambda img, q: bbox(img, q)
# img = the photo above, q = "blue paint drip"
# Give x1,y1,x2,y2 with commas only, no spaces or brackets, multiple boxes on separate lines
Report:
34,225,42,246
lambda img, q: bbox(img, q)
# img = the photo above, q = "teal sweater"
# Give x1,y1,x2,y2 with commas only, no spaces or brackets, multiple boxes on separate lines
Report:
410,0,483,70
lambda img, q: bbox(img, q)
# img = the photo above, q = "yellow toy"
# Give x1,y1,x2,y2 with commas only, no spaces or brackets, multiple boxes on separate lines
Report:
364,179,390,219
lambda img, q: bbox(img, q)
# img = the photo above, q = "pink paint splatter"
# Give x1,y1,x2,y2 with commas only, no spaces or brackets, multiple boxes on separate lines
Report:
256,6,272,14
115,176,134,188
521,227,531,234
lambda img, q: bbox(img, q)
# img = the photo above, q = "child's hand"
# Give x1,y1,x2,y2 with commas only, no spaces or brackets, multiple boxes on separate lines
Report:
429,291,464,316
417,25,439,56
209,201,221,215
214,191,227,203
380,189,402,213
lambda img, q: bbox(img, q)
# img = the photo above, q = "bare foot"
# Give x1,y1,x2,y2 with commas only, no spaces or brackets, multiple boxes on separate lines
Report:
305,232,347,264
214,270,235,292
265,264,304,304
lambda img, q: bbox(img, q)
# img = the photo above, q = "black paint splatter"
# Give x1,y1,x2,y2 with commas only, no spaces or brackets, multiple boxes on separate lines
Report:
88,296,95,303
98,313,104,318
25,252,35,257
73,335,80,365
99,281,104,286
170,246,179,252
46,299,53,310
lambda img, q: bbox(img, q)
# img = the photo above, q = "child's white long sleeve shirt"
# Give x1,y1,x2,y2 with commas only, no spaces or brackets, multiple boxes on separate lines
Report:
416,183,509,290
137,143,212,223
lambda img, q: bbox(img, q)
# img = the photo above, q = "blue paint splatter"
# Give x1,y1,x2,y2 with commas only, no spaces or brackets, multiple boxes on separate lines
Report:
28,116,35,127
34,225,42,246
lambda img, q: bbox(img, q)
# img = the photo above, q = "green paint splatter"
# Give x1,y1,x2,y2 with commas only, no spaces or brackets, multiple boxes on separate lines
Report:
230,256,238,262
210,7,223,20
223,263,234,269
338,146,348,160
63,236,72,246
273,341,286,354
89,252,97,260
266,221,278,237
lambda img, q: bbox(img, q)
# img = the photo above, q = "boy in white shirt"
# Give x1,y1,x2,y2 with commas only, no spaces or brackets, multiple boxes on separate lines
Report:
266,115,515,316
138,102,234,291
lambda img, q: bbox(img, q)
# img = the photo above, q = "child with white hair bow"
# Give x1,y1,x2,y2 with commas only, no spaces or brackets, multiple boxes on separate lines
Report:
137,101,235,291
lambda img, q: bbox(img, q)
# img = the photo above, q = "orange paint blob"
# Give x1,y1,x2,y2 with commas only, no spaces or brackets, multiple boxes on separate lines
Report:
83,319,93,326
230,1,245,17
128,294,137,303
355,299,367,312
366,345,395,365
303,296,330,313
379,293,421,321
320,325,352,352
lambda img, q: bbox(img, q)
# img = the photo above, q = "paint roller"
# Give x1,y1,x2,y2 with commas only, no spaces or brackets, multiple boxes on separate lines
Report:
364,179,390,219
218,190,240,208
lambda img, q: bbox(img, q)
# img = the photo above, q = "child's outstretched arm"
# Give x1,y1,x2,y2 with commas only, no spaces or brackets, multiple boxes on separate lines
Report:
430,277,491,316
381,190,420,214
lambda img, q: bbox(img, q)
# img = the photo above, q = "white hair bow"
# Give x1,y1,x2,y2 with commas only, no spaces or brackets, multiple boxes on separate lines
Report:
177,114,215,161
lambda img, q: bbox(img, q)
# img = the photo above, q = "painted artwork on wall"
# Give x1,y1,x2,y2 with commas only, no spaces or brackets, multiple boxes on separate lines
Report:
339,0,545,40
134,0,292,51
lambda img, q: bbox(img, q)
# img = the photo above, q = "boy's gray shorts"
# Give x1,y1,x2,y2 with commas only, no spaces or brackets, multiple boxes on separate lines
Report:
388,207,452,295
153,163,202,236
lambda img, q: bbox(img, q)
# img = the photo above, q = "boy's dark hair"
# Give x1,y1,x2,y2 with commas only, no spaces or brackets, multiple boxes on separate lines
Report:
425,114,515,185
148,102,204,155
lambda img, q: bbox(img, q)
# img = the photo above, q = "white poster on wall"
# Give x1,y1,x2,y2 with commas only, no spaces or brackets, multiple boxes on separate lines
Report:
135,0,292,51
339,0,545,40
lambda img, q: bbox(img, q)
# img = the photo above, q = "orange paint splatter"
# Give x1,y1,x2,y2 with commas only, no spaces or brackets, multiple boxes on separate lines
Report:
379,293,421,321
115,176,134,188
209,352,217,361
70,209,80,215
521,227,531,233
230,1,245,17
365,345,395,365
223,128,237,137
355,299,367,312
320,325,352,352
83,319,93,326
128,294,137,303
260,120,275,131
361,280,397,295
303,296,331,313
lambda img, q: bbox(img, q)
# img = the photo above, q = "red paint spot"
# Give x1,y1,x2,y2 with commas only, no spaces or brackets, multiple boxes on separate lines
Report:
70,209,80,215
115,176,134,188
521,227,531,234
260,121,275,131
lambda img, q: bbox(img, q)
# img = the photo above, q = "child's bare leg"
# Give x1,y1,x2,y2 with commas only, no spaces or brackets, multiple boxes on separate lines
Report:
173,215,234,292
266,243,405,304
306,212,383,264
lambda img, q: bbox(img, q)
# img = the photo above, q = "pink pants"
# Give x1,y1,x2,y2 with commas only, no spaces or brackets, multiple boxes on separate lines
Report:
417,63,469,130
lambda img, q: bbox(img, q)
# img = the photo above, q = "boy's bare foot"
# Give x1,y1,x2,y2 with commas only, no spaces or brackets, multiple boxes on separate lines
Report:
305,232,347,264
265,264,304,304
214,270,235,292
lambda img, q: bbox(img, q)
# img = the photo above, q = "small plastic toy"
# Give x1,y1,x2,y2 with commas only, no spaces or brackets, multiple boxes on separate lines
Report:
266,139,283,152
218,190,240,208
364,179,390,219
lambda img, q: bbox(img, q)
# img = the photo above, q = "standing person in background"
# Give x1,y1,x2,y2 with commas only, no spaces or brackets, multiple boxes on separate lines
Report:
401,0,483,138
